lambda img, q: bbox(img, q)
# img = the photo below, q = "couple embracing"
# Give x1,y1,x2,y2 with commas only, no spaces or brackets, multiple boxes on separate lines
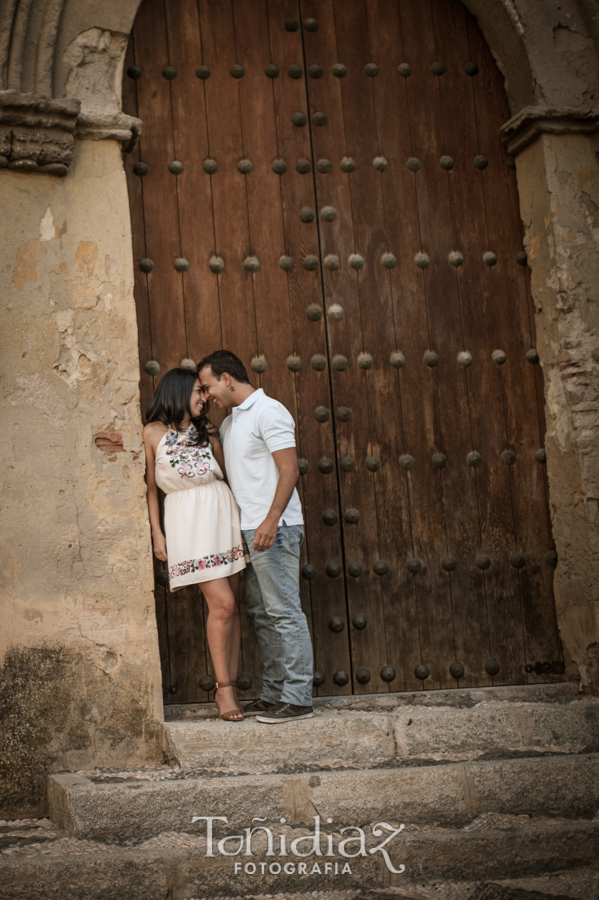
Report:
143,350,314,724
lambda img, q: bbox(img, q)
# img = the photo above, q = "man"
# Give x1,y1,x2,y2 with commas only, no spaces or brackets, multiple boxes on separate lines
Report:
198,350,314,723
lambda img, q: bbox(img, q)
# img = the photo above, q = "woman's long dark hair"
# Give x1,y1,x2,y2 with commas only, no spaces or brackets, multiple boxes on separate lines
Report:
146,367,212,447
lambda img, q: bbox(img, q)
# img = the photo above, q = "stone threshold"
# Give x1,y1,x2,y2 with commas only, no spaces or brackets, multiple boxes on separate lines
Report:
161,688,599,776
164,682,576,721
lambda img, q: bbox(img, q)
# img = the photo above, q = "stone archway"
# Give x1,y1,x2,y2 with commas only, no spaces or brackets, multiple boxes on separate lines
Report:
1,0,598,817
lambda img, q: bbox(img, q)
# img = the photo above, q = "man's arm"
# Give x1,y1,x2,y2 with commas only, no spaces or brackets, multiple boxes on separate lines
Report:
252,447,299,551
210,434,228,481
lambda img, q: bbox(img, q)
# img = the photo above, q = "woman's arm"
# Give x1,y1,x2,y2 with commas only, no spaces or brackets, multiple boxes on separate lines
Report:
143,423,168,561
210,434,228,481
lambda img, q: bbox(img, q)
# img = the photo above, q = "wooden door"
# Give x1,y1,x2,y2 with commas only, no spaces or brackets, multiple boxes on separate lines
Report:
123,0,563,705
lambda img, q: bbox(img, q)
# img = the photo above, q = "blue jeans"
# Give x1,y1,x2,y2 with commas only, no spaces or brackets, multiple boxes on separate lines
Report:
241,524,313,707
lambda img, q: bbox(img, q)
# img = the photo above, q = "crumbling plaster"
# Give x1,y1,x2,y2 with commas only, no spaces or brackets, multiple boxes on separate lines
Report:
516,131,599,692
0,139,165,815
53,0,141,101
63,27,127,121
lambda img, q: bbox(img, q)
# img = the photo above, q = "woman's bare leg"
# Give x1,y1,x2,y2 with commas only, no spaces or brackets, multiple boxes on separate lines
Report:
227,571,241,682
201,575,243,720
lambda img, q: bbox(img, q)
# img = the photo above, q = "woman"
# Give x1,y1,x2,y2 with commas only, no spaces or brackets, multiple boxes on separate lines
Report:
143,367,248,722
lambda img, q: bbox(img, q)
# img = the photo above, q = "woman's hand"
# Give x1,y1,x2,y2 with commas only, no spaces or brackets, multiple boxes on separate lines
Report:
153,531,168,561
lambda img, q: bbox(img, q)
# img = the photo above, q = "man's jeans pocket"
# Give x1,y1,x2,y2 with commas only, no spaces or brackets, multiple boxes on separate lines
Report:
283,523,304,556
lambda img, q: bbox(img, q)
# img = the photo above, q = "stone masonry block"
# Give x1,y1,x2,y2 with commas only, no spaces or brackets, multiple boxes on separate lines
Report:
48,755,599,841
166,710,395,772
393,700,599,760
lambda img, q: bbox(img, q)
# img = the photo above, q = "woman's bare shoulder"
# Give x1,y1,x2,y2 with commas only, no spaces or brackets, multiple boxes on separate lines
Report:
143,421,168,442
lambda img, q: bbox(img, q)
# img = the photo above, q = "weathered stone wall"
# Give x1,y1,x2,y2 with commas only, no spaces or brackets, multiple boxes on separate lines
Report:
0,138,165,817
516,132,599,693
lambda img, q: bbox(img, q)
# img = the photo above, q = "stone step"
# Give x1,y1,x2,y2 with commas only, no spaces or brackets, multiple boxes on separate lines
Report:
165,682,578,722
48,754,599,841
3,813,599,898
164,707,395,772
0,844,167,900
163,694,599,774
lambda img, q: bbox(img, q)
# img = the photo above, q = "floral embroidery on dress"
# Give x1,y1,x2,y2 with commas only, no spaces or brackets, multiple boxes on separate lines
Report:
165,427,213,479
169,543,246,580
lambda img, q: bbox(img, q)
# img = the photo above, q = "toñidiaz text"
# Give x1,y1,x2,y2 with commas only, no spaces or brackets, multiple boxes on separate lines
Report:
190,815,406,875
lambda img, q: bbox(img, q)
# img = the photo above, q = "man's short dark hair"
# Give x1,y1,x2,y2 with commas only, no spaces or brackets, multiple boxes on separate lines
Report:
197,350,250,384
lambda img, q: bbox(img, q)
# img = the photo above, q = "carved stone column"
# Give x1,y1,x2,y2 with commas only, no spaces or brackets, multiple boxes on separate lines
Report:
502,108,599,693
0,2,161,821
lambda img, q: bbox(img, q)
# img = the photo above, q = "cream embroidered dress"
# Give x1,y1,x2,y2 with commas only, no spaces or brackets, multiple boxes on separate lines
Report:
154,426,248,591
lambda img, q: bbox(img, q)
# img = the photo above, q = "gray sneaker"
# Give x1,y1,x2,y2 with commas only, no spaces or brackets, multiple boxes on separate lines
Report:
256,703,314,723
243,698,282,717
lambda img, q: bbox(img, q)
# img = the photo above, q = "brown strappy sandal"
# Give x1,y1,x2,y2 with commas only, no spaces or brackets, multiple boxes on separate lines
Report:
212,682,246,721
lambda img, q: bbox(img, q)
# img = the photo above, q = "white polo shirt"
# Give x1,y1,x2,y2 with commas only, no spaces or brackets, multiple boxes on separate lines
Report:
219,389,304,530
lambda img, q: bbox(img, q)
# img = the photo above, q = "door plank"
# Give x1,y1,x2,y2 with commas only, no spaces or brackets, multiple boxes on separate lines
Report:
364,0,438,693
130,0,187,375
199,0,260,376
122,34,155,422
234,0,312,696
302,0,389,693
233,0,297,417
332,0,418,693
268,0,352,694
430,0,525,685
338,2,422,690
153,566,173,703
466,15,561,680
165,0,223,366
199,0,273,697
131,0,198,702
371,1,452,690
166,584,208,704
398,0,490,688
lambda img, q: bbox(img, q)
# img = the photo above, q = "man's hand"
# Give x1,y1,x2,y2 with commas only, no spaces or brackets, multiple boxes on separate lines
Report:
252,448,299,551
253,514,279,552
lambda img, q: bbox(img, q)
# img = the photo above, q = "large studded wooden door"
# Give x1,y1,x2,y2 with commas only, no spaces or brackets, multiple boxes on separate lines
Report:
123,0,562,704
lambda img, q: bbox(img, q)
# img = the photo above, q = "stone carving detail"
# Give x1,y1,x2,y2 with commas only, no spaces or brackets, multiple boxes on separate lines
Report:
500,105,599,155
0,91,80,175
75,111,141,150
0,20,141,175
